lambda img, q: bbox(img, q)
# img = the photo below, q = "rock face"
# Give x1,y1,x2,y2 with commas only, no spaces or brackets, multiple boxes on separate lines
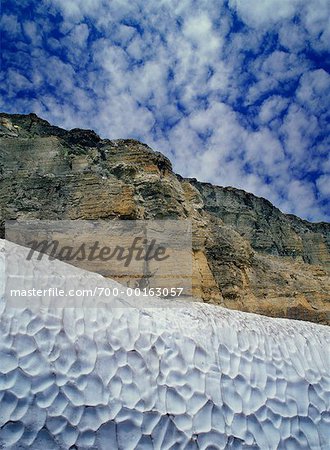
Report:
1,112,329,324
190,180,330,267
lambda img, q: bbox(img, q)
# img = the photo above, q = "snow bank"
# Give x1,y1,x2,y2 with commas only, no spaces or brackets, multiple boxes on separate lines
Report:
0,240,329,449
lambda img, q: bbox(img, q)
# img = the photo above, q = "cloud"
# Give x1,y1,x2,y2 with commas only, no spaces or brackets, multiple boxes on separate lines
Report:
229,0,300,27
258,96,289,124
317,175,330,197
296,69,330,116
0,14,22,37
1,0,329,222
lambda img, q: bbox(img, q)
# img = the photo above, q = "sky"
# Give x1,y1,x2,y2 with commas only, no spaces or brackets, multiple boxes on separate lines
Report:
1,0,329,222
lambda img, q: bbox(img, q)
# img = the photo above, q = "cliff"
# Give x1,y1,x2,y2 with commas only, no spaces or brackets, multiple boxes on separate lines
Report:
1,112,329,324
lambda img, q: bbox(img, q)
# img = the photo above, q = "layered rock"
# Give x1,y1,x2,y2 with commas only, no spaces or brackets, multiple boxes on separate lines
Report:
190,180,330,267
1,112,329,324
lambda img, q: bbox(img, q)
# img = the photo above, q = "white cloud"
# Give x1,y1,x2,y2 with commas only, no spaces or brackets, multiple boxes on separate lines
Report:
3,69,33,96
229,0,300,27
182,13,222,55
245,51,307,105
278,23,307,53
69,23,90,48
230,0,330,54
260,51,303,81
316,175,330,198
280,104,319,162
46,0,103,22
296,69,330,115
302,0,330,52
283,180,320,220
259,96,289,124
22,21,42,46
2,0,330,221
0,14,22,37
245,129,285,169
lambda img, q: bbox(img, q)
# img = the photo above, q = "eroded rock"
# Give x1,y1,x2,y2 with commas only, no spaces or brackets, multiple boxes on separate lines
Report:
1,112,329,324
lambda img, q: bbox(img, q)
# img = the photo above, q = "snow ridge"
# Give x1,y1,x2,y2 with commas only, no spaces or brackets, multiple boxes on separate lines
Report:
0,241,329,449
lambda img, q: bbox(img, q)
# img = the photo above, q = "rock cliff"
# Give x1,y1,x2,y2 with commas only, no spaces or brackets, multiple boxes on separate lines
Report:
1,113,329,324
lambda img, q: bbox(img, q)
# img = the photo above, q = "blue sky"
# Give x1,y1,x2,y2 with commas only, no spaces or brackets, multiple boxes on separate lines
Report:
1,0,329,222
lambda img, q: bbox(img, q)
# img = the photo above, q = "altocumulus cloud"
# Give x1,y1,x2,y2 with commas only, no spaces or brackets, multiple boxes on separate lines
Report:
1,0,329,221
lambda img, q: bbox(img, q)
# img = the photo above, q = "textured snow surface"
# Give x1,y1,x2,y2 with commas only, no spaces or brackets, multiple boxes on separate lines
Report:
0,241,330,449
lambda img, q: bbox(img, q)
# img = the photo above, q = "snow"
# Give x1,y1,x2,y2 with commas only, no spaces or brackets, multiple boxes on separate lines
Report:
0,240,329,449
